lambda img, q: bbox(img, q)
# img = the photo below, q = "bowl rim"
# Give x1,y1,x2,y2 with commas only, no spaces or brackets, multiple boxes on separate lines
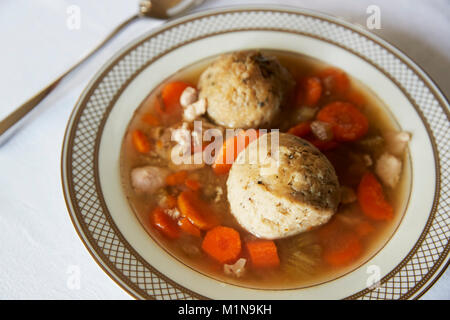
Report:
61,4,450,300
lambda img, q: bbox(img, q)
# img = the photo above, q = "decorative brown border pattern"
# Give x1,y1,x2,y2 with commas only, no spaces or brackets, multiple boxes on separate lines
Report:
62,7,449,299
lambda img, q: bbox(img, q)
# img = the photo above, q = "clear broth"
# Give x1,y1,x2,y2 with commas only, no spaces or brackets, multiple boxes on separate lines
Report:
120,50,411,289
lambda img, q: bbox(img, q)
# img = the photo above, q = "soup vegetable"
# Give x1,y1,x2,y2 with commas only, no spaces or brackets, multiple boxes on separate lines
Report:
120,50,411,289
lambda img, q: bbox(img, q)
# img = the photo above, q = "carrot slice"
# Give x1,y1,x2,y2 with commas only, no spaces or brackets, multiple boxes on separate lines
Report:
317,101,369,142
323,232,361,266
246,240,280,268
357,172,393,221
160,81,191,115
304,77,322,106
166,170,188,186
212,135,239,175
177,190,219,230
318,67,350,96
308,138,339,151
151,207,180,239
296,77,323,107
212,130,260,175
178,217,201,237
142,113,160,126
287,121,311,138
131,130,151,153
185,178,201,191
202,226,242,264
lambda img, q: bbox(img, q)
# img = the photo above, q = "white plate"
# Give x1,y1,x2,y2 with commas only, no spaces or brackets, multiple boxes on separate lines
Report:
61,5,449,299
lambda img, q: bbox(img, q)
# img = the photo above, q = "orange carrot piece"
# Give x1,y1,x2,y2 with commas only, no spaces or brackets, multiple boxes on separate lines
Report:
142,113,160,126
246,240,280,268
287,121,311,138
177,190,219,230
166,170,188,186
178,217,201,237
212,130,260,175
308,138,339,151
212,135,237,175
202,226,242,264
131,130,151,153
296,77,322,107
357,172,394,221
185,178,201,191
160,81,191,115
151,207,180,239
317,101,369,142
323,232,361,266
304,77,322,106
318,67,350,96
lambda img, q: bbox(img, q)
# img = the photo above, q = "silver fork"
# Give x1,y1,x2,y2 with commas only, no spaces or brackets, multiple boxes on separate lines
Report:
0,0,205,144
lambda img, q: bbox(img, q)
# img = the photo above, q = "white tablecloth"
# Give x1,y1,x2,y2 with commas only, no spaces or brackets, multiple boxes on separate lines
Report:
0,0,448,299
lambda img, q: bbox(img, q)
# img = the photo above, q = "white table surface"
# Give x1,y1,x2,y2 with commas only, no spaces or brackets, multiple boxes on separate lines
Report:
0,0,448,300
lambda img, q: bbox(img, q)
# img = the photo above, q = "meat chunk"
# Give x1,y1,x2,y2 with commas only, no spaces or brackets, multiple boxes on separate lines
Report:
198,51,294,128
171,122,191,146
131,166,170,194
224,258,247,278
183,98,207,121
179,86,206,122
169,122,205,171
383,131,411,157
227,132,340,239
375,153,402,188
179,86,198,107
310,120,333,141
363,154,373,167
165,208,181,219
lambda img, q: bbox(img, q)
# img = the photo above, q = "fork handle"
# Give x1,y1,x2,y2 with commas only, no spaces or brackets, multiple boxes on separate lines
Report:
0,14,140,144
